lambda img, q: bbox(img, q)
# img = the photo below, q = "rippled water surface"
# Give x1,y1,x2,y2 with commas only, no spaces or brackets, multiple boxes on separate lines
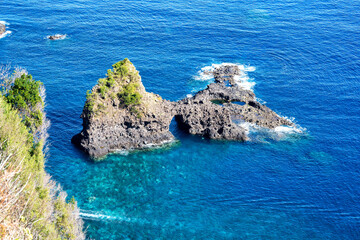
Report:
1,0,360,239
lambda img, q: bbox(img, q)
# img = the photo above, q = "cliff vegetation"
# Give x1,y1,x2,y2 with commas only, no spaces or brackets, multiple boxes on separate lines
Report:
0,66,85,239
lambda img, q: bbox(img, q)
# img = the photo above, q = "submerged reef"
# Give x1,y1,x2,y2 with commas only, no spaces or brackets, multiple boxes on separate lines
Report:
72,59,293,158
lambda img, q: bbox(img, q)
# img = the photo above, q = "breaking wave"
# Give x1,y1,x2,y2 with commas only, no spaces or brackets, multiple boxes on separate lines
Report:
234,118,306,142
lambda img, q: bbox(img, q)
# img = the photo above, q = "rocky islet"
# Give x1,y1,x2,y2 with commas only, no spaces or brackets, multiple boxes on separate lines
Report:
72,59,294,158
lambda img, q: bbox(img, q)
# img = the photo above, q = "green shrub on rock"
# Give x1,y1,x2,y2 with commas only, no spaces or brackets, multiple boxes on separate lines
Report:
118,83,142,106
83,58,144,118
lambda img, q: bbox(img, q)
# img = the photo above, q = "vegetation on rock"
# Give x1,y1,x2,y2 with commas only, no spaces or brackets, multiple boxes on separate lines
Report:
84,58,143,117
0,67,84,240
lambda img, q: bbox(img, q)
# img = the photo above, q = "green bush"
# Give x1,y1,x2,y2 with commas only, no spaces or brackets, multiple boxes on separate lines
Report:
83,58,143,117
97,78,107,86
118,83,142,106
99,85,107,99
112,58,130,77
5,74,44,136
6,74,42,109
85,90,95,112
106,69,115,87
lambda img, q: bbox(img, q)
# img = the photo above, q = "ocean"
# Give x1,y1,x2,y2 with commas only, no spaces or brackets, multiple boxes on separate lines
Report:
1,0,360,239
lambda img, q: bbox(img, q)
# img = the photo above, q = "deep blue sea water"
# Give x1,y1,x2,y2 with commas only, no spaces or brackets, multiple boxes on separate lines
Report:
1,0,360,239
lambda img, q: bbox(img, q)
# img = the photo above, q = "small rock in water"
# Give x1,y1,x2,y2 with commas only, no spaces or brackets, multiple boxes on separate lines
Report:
48,34,66,40
0,23,6,35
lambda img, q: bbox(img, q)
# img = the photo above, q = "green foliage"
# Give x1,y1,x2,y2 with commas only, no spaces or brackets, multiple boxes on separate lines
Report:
118,83,142,106
110,92,116,100
83,58,143,117
6,74,42,109
97,78,107,86
112,58,130,77
5,74,44,135
106,69,115,87
24,109,43,130
37,186,49,200
99,85,107,99
69,196,76,205
85,90,95,113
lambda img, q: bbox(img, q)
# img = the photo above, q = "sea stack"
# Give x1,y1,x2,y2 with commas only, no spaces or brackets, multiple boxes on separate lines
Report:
72,59,176,157
72,59,293,158
0,23,6,35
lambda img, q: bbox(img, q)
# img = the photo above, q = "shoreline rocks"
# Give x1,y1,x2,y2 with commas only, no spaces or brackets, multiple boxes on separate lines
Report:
72,59,294,158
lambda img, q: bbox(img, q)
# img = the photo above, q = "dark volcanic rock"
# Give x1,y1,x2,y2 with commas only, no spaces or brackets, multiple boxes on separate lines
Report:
174,82,292,141
0,23,5,35
72,60,294,158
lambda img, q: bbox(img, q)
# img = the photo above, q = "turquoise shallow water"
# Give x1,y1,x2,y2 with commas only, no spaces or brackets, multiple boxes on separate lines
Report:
1,0,360,239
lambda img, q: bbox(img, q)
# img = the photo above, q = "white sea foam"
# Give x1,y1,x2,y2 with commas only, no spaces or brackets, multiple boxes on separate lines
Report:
0,31,12,39
111,139,176,156
142,139,176,149
194,63,256,91
274,125,301,133
0,21,9,25
234,117,305,142
233,75,255,91
235,119,257,134
113,149,129,156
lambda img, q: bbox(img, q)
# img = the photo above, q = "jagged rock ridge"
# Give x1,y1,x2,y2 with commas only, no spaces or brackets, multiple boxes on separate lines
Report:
72,59,293,158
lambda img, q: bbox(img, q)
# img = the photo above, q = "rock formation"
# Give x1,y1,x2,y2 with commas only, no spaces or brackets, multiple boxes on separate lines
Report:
0,23,6,35
72,59,293,158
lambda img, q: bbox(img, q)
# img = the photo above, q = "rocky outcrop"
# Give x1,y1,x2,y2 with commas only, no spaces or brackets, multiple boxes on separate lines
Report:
0,23,5,35
72,59,293,158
